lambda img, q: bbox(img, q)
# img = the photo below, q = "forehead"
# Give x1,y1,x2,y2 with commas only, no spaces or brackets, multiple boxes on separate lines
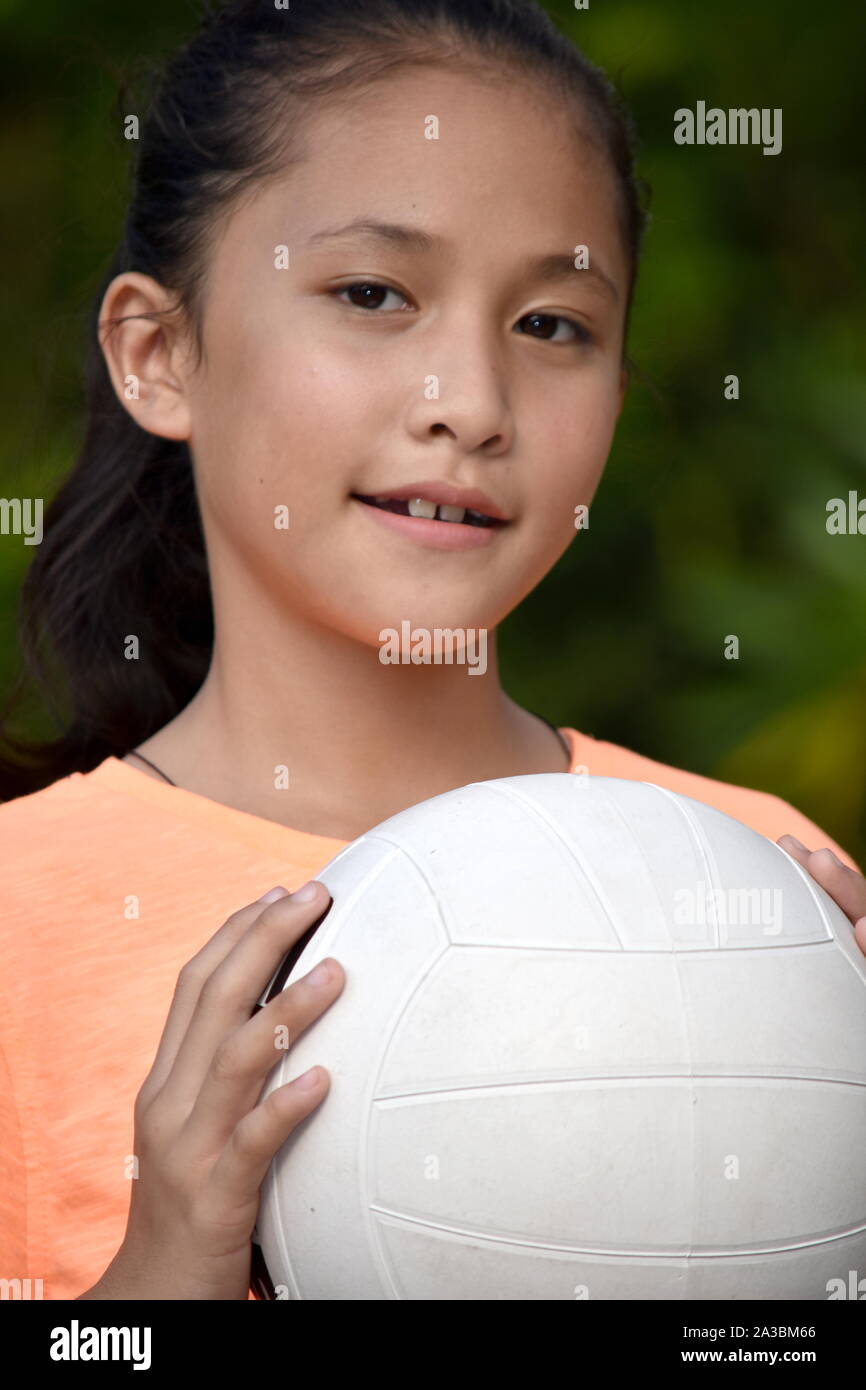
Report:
234,64,628,293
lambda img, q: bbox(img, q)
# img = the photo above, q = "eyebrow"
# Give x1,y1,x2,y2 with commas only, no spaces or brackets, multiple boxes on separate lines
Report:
303,217,620,304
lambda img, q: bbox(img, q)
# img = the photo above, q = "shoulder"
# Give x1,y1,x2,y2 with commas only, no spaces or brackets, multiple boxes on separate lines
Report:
567,729,862,873
0,761,153,897
0,770,96,906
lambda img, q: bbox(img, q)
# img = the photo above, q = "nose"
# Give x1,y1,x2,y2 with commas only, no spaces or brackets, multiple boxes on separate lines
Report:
404,314,515,455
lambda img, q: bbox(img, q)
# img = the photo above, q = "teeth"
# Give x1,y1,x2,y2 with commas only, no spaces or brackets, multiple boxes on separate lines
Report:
370,495,485,524
407,497,438,520
404,498,469,523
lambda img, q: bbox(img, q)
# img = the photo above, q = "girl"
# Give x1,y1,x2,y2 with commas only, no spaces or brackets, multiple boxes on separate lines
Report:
1,0,864,1301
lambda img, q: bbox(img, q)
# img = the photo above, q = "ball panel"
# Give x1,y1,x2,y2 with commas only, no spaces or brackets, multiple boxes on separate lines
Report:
369,1082,696,1248
651,785,835,948
375,949,691,1094
692,1080,866,1244
488,776,827,950
373,1218,691,1300
370,778,635,948
500,776,727,951
685,1229,866,1300
373,1217,866,1300
369,1079,866,1252
681,945,866,1080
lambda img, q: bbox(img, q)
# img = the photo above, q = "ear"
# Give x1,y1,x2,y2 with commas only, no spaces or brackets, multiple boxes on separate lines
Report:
98,272,194,442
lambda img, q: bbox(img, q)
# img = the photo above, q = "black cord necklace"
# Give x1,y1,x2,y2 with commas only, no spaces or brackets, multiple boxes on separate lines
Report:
127,713,569,790
127,750,177,786
532,711,573,763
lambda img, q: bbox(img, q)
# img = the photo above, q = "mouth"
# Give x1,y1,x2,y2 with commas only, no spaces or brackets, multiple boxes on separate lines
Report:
351,494,507,529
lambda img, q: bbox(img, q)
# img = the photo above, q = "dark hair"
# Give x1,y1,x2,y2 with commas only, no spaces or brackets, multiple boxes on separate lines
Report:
0,0,650,801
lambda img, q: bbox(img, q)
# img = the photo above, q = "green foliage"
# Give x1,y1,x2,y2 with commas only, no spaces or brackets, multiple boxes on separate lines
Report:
504,0,866,862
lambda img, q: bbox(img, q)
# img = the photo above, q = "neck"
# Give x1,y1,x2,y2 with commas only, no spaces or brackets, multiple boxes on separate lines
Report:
131,595,569,839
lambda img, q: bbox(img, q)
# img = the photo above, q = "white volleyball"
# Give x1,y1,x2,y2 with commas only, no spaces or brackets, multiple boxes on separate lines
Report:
254,774,866,1300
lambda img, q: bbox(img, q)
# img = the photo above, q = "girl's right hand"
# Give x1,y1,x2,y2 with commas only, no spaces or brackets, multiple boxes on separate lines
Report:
77,881,344,1301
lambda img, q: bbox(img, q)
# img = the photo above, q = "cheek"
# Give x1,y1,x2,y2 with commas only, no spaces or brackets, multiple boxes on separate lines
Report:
196,337,361,501
532,378,620,533
245,338,380,471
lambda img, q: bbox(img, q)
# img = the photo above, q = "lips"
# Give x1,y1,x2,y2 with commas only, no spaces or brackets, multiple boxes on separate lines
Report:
352,494,504,551
352,495,505,528
349,479,510,527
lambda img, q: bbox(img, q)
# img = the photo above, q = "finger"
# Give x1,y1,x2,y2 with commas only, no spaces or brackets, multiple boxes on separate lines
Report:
802,848,866,927
208,1066,332,1213
159,886,330,1109
777,834,811,862
142,892,288,1100
181,954,345,1152
854,917,866,958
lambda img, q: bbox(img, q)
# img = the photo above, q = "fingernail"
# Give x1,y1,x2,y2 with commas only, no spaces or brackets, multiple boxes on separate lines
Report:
258,885,289,903
292,880,319,903
307,959,333,987
783,836,808,853
294,1066,321,1090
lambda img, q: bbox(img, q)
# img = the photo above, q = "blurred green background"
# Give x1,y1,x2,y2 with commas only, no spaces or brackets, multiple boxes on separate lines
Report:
1,0,864,860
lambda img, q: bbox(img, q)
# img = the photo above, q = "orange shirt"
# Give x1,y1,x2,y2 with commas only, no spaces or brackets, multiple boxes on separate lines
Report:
0,728,860,1300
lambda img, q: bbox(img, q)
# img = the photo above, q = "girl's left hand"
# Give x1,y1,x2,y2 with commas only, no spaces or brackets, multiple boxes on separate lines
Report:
777,835,866,958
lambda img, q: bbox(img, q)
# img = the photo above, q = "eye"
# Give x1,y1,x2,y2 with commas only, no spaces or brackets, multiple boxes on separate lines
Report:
331,281,410,311
517,312,593,346
330,282,593,346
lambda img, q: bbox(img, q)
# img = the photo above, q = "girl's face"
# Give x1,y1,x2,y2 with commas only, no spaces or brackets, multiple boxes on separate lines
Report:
179,66,630,642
